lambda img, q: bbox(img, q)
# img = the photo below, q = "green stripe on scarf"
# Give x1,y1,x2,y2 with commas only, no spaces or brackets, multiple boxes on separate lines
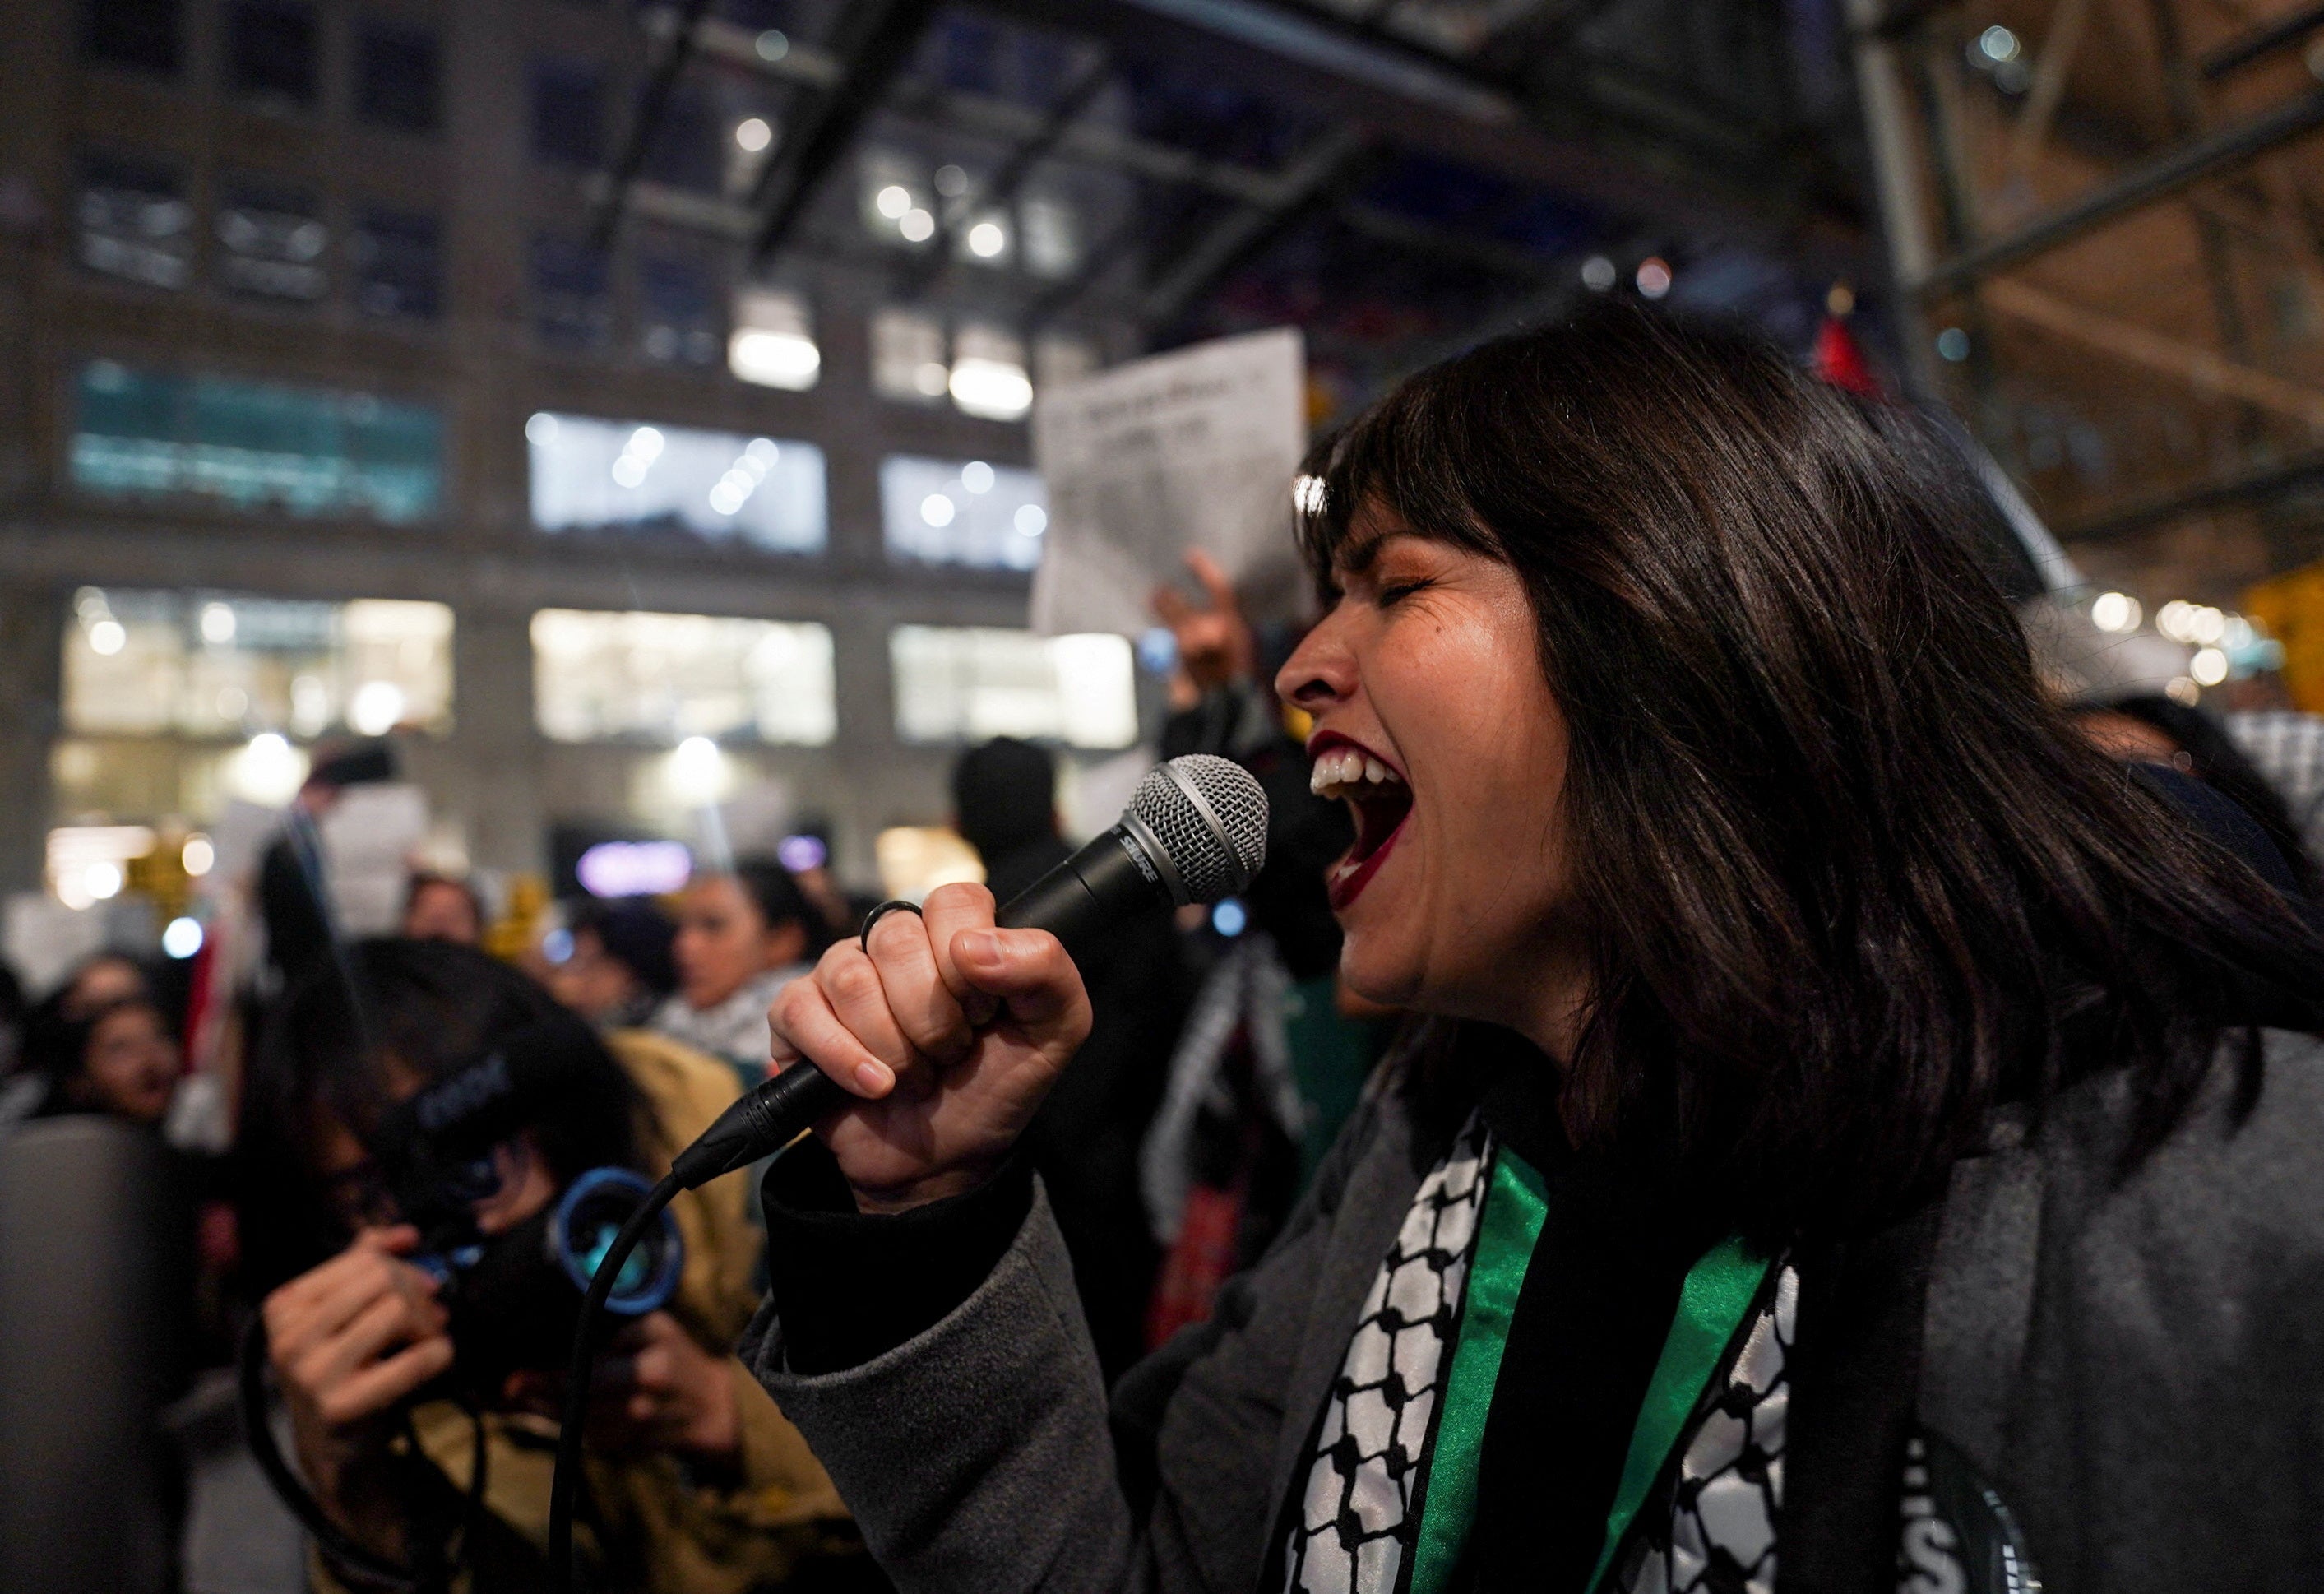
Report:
1405,1147,1770,1594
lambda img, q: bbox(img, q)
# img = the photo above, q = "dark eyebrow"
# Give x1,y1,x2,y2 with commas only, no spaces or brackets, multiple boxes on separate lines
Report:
1331,533,1387,581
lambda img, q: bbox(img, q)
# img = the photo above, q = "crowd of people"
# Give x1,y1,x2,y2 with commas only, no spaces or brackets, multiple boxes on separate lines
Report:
2,306,2323,1594
0,526,1411,1592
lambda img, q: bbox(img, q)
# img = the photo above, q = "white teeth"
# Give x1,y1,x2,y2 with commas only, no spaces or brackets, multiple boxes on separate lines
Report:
1308,746,1405,799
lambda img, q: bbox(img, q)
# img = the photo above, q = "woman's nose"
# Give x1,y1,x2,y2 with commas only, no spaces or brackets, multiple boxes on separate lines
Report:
1275,612,1355,710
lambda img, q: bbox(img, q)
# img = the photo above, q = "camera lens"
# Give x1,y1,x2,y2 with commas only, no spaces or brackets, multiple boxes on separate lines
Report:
549,1167,683,1316
442,1153,502,1205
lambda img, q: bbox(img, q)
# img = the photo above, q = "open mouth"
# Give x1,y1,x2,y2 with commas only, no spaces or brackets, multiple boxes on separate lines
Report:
1309,738,1413,909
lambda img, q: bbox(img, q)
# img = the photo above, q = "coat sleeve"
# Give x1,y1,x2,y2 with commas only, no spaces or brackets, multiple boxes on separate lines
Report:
738,1095,1396,1594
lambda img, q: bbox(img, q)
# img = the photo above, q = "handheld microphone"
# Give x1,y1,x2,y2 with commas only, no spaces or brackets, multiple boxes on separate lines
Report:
669,753,1270,1189
551,755,1268,1592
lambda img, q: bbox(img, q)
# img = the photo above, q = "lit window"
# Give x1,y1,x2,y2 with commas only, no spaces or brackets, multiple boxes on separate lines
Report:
872,308,949,405
528,413,826,553
77,154,192,289
352,206,442,320
728,286,819,390
876,827,985,901
637,250,722,366
530,234,612,351
890,627,1136,748
1019,193,1081,279
530,609,836,745
64,587,453,738
882,454,1044,569
47,826,157,911
216,178,328,302
72,361,445,522
948,323,1032,421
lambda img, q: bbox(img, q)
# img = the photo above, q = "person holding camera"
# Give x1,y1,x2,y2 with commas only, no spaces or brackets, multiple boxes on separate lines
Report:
238,939,867,1593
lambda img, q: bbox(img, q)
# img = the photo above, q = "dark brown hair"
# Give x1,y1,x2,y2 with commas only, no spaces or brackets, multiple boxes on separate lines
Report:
1303,304,2324,1240
236,938,643,1288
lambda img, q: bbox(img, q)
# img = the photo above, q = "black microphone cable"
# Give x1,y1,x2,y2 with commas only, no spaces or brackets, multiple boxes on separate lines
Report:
239,1318,435,1592
546,1064,830,1590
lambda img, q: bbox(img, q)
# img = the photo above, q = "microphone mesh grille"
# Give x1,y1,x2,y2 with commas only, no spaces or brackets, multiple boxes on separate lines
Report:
1130,755,1269,903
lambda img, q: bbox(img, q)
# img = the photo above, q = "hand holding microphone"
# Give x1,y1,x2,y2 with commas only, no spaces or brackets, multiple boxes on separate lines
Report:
758,753,1268,1212
774,883,1093,1212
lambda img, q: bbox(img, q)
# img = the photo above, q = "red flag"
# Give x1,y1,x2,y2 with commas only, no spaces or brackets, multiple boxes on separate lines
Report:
1812,313,1882,397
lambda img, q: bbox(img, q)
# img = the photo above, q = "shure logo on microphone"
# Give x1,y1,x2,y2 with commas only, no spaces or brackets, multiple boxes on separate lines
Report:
1116,832,1162,887
419,1052,512,1133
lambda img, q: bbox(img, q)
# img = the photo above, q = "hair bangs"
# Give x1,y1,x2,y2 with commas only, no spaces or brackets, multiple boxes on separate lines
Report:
1297,359,1509,596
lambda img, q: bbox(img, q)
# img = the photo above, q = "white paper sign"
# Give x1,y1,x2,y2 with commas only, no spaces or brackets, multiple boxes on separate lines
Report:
1030,328,1306,637
317,783,431,935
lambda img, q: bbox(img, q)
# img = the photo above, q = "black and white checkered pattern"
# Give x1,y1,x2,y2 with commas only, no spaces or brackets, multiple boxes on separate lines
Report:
1616,1262,1797,1594
1279,1121,1799,1594
2227,710,2324,857
1280,1117,1492,1594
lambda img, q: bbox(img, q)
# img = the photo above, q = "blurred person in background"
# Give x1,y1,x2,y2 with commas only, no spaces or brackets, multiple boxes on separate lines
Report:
0,953,164,1132
552,898,680,1030
1142,549,1397,1339
402,871,487,945
778,822,866,944
258,737,398,992
654,862,828,1087
238,939,863,1593
56,948,151,1017
950,737,1189,1380
2072,693,2322,898
20,991,180,1128
0,961,23,1078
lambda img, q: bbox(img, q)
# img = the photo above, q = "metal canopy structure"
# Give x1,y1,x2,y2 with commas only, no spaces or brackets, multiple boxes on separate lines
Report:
589,0,1871,410
1849,0,2324,604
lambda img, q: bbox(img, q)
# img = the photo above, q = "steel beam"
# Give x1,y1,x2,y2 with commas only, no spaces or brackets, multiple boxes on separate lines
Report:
1140,126,1373,327
590,0,718,252
2059,450,2324,542
2201,1,2324,81
881,79,1281,203
894,51,1117,302
1916,90,2324,296
1118,0,1519,123
1844,0,1936,394
1851,0,1965,41
979,0,1845,232
746,0,946,266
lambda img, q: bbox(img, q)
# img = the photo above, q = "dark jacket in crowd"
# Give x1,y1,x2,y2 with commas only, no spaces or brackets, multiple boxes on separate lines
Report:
987,831,1188,1383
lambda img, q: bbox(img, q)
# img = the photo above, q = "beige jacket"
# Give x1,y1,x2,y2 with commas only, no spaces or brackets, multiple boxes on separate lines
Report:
318,1028,850,1593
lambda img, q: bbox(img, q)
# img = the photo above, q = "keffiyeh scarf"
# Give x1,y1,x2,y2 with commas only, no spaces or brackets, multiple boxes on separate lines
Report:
1278,1114,1796,1594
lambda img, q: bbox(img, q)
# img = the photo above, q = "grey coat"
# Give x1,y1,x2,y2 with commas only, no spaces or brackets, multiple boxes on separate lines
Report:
742,1032,2324,1593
